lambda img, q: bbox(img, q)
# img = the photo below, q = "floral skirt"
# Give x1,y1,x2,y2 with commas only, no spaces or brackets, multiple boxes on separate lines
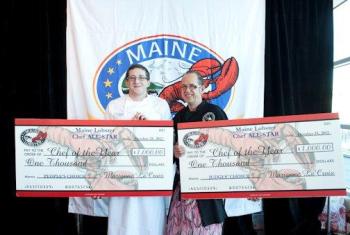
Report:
166,184,222,235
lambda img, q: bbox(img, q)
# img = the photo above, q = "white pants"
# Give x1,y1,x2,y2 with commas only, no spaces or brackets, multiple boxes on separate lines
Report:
108,196,168,235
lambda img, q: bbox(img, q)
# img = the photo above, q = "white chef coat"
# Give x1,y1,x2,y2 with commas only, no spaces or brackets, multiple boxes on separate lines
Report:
106,94,172,235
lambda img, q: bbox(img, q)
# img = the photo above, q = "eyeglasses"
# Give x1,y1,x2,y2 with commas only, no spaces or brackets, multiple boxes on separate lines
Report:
180,84,199,91
127,76,148,82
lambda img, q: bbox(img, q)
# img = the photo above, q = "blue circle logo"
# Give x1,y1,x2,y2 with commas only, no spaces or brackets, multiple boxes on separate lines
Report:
94,35,239,114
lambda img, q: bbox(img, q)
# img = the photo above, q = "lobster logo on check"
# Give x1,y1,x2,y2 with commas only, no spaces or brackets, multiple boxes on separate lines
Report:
20,129,47,147
183,131,209,149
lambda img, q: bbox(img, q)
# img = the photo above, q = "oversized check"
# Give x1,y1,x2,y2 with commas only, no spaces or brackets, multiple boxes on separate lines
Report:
15,119,174,197
178,113,346,199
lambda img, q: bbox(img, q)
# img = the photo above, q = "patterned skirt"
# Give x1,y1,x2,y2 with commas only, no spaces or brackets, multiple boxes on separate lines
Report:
166,184,223,235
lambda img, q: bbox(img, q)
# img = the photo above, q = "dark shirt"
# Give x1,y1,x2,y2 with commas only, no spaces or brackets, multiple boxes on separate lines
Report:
173,100,227,141
173,101,228,226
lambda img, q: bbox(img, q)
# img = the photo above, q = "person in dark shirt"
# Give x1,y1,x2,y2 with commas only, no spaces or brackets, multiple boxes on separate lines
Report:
166,70,227,235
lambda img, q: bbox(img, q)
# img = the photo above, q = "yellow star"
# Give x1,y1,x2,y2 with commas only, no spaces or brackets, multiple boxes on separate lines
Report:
116,60,122,65
106,92,113,99
104,79,112,88
107,67,115,75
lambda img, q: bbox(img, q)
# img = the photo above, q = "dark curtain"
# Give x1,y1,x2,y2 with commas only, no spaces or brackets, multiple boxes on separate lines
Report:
1,0,333,234
264,0,333,116
1,1,75,234
264,0,333,234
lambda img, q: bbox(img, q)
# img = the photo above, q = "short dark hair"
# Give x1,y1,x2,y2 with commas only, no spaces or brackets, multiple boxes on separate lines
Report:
183,70,203,85
125,64,150,80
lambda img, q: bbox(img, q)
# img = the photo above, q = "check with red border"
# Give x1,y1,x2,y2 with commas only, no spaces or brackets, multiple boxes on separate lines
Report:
15,119,174,197
178,113,346,199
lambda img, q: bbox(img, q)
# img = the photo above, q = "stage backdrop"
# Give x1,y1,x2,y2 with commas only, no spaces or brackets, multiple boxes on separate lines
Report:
66,0,265,217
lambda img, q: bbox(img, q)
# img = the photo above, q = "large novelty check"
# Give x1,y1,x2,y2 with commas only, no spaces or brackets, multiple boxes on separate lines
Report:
15,119,174,197
178,113,346,199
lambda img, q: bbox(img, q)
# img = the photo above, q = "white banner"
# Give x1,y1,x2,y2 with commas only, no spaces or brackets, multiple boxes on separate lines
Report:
67,0,265,120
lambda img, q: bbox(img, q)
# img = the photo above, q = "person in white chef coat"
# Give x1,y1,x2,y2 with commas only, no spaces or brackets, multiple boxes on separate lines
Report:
104,64,171,235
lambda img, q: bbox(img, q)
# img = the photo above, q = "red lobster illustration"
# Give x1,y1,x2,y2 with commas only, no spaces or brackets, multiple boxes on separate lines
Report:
194,133,209,146
32,131,47,143
159,57,239,113
199,124,315,190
